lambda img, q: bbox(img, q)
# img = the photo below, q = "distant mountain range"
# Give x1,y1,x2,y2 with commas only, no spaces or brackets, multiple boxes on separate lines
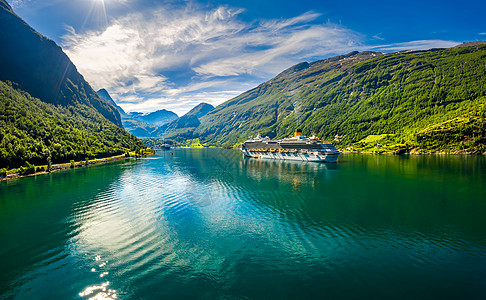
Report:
95,88,214,138
165,43,486,153
121,109,178,138
0,0,144,169
155,102,214,138
128,109,178,126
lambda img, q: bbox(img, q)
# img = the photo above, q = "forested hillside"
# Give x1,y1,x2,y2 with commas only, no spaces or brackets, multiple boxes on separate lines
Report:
182,43,486,153
0,0,146,170
0,81,144,169
0,0,122,127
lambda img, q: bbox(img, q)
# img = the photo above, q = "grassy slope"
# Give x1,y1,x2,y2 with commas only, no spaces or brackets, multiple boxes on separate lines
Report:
187,45,486,153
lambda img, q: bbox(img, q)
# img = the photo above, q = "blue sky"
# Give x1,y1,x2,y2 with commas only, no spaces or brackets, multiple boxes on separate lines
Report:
10,0,486,115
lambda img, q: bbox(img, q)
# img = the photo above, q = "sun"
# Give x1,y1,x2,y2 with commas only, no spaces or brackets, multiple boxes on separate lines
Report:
93,0,106,6
78,0,109,30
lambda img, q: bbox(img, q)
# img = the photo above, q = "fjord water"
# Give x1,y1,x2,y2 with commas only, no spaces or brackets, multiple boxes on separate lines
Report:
1,150,486,299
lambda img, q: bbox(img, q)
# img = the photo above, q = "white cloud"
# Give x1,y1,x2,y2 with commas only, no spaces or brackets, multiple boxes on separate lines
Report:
62,4,362,114
193,24,360,77
369,40,459,52
62,3,460,116
8,0,27,8
371,34,384,41
479,33,486,35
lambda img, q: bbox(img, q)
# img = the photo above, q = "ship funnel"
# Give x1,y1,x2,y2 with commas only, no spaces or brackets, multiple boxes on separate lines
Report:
294,129,302,138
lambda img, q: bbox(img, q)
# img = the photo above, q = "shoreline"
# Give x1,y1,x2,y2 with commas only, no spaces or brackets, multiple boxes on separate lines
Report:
4,149,480,182
175,147,484,155
339,150,485,155
0,153,152,182
179,146,484,155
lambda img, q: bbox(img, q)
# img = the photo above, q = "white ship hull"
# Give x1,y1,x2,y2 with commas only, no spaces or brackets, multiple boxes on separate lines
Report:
241,149,339,163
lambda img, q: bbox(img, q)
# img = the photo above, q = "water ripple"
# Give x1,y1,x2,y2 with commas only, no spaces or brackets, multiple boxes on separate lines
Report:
2,151,486,299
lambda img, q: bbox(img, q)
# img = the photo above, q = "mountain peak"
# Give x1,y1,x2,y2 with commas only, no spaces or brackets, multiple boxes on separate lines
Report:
0,0,13,13
127,109,178,127
183,102,214,119
96,88,115,105
277,62,310,77
96,88,125,115
97,88,109,94
453,41,486,48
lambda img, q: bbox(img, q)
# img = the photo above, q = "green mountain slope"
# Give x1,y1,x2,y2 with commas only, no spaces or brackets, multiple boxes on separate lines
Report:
156,102,214,139
184,102,214,119
191,51,386,143
97,88,126,115
155,115,201,139
0,81,145,169
183,44,486,153
0,0,122,127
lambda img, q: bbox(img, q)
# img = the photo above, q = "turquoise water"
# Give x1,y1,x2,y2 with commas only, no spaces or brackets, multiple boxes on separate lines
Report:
1,149,486,299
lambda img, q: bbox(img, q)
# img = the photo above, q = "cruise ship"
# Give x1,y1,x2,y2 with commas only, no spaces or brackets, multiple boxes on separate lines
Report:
240,130,340,163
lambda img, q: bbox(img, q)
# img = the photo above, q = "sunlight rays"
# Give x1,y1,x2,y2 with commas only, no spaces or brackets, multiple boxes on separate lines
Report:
80,0,108,32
